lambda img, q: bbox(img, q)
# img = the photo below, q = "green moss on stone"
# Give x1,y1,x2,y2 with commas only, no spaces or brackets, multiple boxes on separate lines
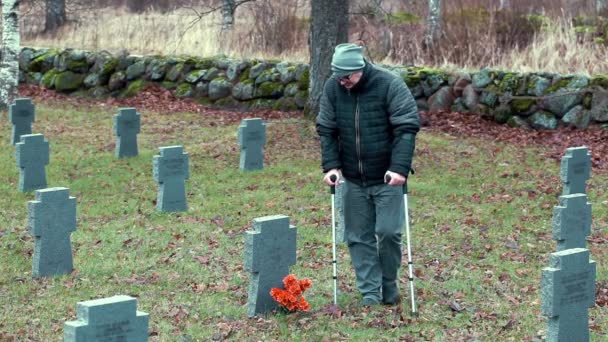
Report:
544,78,570,94
41,69,60,88
54,71,85,92
101,59,119,76
175,83,193,97
197,98,214,105
161,81,177,90
240,67,252,82
590,75,608,88
196,57,215,70
512,98,535,113
273,98,298,111
498,73,519,92
404,75,421,87
214,97,240,107
258,82,282,96
122,79,148,97
298,68,310,90
67,59,88,72
583,93,593,109
29,50,59,72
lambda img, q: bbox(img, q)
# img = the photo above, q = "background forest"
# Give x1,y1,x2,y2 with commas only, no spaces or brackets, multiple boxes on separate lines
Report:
12,0,608,75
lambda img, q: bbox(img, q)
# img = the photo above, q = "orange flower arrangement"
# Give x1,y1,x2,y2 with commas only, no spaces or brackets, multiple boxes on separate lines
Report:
270,274,312,312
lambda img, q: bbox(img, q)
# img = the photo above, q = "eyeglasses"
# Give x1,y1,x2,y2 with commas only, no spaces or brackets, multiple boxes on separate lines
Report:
338,73,355,83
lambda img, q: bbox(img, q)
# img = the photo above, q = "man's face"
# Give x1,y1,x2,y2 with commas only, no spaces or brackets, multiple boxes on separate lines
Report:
337,71,363,89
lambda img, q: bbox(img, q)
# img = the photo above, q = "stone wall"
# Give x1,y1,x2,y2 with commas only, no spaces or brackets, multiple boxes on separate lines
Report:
18,47,608,129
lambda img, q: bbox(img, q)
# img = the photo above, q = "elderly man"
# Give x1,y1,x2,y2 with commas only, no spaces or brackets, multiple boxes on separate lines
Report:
316,43,420,306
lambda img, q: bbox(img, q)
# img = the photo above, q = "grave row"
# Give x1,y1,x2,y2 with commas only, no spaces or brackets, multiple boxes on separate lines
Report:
6,98,601,340
7,98,280,340
542,146,597,342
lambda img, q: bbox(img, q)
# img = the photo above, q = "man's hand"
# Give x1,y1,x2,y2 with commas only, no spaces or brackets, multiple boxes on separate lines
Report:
384,170,406,186
323,169,341,186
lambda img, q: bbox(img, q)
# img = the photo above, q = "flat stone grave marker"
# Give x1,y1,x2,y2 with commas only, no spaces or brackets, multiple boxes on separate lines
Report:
113,108,141,158
15,134,50,192
9,98,35,145
238,118,266,171
28,187,76,278
64,295,149,342
245,215,296,317
560,146,591,195
553,193,592,251
153,145,189,212
542,248,596,342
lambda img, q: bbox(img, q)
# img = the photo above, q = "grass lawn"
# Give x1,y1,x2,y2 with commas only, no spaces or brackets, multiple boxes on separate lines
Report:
0,102,606,341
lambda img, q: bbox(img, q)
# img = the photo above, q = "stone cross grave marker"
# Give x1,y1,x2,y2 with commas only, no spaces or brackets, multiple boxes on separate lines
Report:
553,193,592,251
560,146,591,195
28,187,76,278
64,295,149,342
238,118,266,171
15,134,50,192
9,98,35,145
153,145,189,212
542,248,596,342
113,108,141,158
245,215,297,317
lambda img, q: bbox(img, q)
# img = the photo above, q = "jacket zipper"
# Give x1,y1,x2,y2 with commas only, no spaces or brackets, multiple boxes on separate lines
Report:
355,96,365,184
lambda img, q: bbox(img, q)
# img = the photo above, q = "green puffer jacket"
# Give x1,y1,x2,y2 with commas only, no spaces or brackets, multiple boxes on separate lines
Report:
316,62,420,187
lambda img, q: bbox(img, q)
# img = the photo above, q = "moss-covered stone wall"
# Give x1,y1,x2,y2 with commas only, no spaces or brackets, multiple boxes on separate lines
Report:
18,47,608,129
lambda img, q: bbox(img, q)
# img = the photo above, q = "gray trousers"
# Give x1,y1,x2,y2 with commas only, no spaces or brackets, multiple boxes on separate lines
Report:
343,179,405,301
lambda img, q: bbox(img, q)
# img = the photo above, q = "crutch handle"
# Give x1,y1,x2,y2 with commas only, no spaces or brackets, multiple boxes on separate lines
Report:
384,175,407,194
384,174,408,194
329,174,337,194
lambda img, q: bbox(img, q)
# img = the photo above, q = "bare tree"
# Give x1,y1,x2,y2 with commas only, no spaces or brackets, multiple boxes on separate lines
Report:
45,0,66,32
425,0,442,47
1,0,21,110
307,0,349,118
221,0,236,31
561,0,579,17
499,0,510,10
598,0,606,14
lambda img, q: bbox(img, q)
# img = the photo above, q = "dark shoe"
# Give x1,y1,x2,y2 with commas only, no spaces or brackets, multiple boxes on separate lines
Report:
360,297,381,307
382,283,401,305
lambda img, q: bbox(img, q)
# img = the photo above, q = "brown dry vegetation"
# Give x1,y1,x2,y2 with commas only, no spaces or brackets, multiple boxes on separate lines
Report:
12,0,608,75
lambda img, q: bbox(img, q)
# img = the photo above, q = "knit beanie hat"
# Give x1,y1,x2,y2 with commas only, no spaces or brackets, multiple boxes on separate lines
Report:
331,43,365,78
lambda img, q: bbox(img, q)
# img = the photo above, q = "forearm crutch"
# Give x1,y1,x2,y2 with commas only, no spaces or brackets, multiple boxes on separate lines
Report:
386,174,418,317
329,174,338,305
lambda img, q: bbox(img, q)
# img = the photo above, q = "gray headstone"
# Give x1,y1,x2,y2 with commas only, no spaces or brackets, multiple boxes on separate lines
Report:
553,194,592,251
542,248,596,342
238,118,266,171
28,187,76,278
9,98,35,145
113,108,141,158
15,134,49,192
153,145,189,212
244,215,297,317
64,295,149,342
560,147,591,195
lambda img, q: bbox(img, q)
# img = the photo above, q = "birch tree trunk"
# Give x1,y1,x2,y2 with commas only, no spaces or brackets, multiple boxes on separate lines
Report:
499,0,510,10
221,0,236,31
562,0,578,18
598,0,606,14
1,0,21,110
45,0,66,32
425,0,442,47
307,0,349,118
